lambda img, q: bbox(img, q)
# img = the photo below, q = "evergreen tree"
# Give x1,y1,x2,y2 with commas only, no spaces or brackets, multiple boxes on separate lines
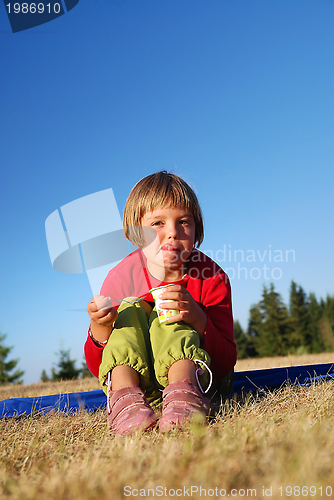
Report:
0,333,24,385
246,305,263,358
318,316,334,352
323,295,334,330
307,293,325,353
52,349,81,381
250,284,291,357
243,284,334,359
80,358,93,378
318,295,334,352
234,320,249,359
40,369,50,382
289,281,310,352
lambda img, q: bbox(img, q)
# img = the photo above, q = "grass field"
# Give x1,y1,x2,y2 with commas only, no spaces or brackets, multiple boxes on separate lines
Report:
0,353,333,500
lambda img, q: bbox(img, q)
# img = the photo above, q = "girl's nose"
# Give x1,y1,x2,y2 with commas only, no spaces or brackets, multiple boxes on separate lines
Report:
167,223,178,238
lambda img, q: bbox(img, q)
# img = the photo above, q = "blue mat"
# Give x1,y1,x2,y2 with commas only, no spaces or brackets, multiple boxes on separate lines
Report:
1,363,333,418
232,362,334,394
0,389,106,418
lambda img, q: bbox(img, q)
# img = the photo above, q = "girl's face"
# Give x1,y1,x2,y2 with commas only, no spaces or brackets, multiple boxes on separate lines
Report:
141,206,196,281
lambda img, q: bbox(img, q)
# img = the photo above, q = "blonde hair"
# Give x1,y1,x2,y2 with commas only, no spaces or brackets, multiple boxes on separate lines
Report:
123,171,204,248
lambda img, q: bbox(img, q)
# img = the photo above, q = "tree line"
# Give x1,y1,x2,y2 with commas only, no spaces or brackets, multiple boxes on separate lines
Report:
235,281,334,358
0,336,92,385
40,349,93,382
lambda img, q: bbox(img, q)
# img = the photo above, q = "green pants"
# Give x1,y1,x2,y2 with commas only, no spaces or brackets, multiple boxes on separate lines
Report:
99,299,210,402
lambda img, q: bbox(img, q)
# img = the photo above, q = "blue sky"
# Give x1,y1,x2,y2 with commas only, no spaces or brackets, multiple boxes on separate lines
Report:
1,0,333,384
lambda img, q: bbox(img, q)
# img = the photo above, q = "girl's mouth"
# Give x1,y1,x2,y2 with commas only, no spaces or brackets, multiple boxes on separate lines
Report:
161,244,180,252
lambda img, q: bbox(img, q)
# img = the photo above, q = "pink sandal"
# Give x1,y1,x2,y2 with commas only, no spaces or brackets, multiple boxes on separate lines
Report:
106,375,158,436
159,378,210,432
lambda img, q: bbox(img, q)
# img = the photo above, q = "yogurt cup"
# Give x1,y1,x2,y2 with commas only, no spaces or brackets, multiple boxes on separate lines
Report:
150,285,179,323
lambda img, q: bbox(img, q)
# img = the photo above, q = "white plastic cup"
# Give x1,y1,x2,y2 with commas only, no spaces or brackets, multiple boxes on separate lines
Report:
150,285,179,323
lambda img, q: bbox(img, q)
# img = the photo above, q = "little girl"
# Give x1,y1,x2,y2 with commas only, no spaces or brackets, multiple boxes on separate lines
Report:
85,171,236,435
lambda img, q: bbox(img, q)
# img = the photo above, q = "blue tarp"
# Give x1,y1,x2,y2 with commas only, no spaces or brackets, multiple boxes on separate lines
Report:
1,363,333,418
0,389,106,418
232,362,334,394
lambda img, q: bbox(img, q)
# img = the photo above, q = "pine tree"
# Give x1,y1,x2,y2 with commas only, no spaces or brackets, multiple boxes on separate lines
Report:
40,369,50,382
318,295,334,352
80,358,93,378
250,284,291,357
0,333,24,385
243,284,334,358
234,320,249,359
246,305,262,358
307,293,325,353
52,349,81,381
323,295,334,330
289,281,310,352
318,316,334,352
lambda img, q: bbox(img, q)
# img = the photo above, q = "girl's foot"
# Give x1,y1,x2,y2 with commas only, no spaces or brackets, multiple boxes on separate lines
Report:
159,379,210,432
107,386,158,436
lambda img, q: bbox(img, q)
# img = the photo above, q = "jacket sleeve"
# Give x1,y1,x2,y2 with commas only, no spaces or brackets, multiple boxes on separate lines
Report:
83,269,123,379
201,273,237,379
84,332,104,378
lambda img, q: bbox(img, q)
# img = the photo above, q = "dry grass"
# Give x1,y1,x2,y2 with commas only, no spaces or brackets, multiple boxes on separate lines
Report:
236,352,334,371
0,377,101,402
1,354,334,500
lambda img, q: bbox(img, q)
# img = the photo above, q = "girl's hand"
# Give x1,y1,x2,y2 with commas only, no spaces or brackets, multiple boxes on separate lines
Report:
87,295,118,328
158,285,207,338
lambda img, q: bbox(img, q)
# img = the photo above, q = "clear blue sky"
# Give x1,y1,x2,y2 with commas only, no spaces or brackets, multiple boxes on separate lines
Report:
1,0,333,384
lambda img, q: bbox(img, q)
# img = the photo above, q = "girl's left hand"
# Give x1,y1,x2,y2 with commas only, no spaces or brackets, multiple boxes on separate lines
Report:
158,285,207,337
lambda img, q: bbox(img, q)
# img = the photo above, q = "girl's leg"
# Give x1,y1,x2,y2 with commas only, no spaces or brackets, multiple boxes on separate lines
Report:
168,358,197,385
99,299,155,394
149,310,210,389
111,365,139,390
149,311,211,431
99,300,158,436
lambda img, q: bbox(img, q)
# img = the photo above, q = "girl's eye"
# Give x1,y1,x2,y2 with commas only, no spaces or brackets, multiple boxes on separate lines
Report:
180,220,189,225
152,221,163,226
